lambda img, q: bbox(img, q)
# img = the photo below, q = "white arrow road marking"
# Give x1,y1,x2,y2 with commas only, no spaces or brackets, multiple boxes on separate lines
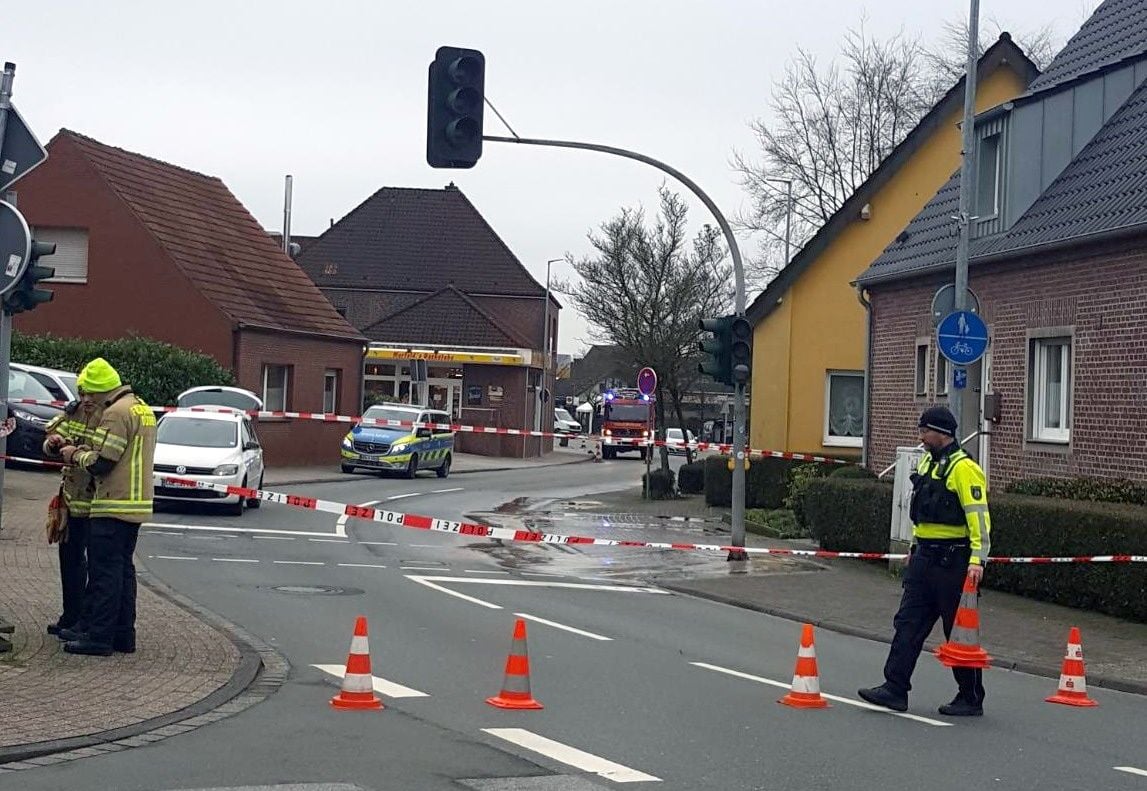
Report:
405,575,669,611
312,664,428,698
690,662,951,727
513,612,612,641
482,728,660,783
1115,767,1147,777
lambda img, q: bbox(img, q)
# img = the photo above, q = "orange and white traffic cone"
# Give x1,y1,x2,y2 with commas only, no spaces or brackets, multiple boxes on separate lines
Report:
1046,627,1098,707
779,623,829,708
486,618,543,710
330,615,383,710
936,574,992,668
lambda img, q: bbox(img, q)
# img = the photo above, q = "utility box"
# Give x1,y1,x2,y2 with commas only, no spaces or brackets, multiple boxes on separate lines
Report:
889,446,925,567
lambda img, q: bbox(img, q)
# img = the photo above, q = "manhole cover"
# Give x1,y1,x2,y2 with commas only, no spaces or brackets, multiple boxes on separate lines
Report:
263,585,362,596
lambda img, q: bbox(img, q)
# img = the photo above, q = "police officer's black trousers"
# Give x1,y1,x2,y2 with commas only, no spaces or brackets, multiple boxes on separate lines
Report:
86,518,140,647
882,541,985,705
57,516,90,629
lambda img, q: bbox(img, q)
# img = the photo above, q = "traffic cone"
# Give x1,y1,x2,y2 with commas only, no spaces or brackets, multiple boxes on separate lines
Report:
779,623,829,708
486,618,543,710
330,615,383,710
1046,627,1098,707
935,573,992,668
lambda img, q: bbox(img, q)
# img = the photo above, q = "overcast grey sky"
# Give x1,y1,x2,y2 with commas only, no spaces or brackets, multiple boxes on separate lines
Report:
5,1,1098,354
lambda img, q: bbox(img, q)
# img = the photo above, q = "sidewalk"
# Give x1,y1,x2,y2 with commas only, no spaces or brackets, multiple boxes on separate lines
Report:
0,469,258,765
266,446,593,486
556,485,1147,695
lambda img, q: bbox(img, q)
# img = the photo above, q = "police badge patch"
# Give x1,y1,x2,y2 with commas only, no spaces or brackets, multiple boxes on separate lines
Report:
971,485,983,500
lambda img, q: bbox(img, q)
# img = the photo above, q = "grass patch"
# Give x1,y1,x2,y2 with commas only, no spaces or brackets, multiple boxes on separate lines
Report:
744,508,805,538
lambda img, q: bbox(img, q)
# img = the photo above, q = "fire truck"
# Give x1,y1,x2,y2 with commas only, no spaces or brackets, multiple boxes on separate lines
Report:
595,387,655,460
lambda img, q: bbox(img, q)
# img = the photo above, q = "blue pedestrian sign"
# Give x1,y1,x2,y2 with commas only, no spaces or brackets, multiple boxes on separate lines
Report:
953,367,968,390
936,310,988,366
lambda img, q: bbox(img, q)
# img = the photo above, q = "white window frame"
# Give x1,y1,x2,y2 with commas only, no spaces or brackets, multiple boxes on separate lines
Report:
262,364,290,411
935,349,949,397
823,370,864,448
323,369,338,414
975,132,1003,219
914,340,930,397
1030,336,1072,443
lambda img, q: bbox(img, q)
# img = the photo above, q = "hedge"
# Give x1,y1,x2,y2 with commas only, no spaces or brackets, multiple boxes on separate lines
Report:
677,462,705,494
643,468,676,500
1006,477,1147,506
704,454,804,509
13,332,235,407
800,478,1147,622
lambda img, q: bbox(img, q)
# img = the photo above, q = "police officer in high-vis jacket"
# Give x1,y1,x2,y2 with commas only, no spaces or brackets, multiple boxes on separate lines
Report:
859,405,991,717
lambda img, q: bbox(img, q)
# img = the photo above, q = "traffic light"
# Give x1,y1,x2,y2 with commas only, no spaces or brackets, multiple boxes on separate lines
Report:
698,316,732,385
730,316,752,384
426,46,485,168
4,239,55,315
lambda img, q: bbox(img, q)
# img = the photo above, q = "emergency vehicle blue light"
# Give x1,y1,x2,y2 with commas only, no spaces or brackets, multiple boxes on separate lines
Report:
641,394,649,401
604,392,614,401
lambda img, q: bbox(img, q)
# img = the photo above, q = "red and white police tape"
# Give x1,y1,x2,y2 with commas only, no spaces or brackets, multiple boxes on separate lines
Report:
10,398,851,466
154,475,1147,564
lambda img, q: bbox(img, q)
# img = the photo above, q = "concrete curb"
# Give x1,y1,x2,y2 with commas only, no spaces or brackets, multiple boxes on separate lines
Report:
0,560,289,768
659,582,1147,697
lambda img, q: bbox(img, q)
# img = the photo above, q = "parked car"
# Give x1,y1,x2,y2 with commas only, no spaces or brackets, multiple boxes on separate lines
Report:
153,387,265,515
553,407,582,447
665,427,696,454
341,404,453,478
11,362,79,403
5,369,65,465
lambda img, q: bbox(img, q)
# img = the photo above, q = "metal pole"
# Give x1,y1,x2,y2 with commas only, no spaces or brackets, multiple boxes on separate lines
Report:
486,134,750,559
953,0,980,441
0,62,17,536
282,174,293,254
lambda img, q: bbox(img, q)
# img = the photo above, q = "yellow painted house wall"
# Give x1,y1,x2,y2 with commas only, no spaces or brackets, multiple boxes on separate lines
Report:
750,66,1030,457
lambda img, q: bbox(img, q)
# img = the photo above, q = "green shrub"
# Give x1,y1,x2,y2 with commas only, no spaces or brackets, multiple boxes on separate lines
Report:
785,463,829,528
802,478,892,553
1005,477,1147,506
677,462,705,494
13,332,234,407
643,468,676,500
829,464,877,479
745,508,804,538
704,454,812,509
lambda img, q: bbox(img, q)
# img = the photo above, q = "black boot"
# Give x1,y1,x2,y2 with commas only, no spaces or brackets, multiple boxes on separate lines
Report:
58,626,88,642
858,684,908,712
63,639,114,656
938,694,983,717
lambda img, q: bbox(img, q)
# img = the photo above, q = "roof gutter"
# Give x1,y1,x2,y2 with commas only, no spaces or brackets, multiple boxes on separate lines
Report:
855,283,873,468
234,321,367,344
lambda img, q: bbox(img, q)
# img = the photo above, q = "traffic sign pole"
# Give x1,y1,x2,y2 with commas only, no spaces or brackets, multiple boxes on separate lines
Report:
0,63,14,552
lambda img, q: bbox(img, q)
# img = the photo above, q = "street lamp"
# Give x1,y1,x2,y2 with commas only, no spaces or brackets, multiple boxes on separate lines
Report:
538,258,563,433
766,177,793,267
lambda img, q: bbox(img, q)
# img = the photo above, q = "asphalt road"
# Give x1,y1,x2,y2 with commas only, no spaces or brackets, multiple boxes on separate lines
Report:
6,459,1146,791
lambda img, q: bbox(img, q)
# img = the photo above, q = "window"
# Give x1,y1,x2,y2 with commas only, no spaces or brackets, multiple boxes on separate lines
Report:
936,351,949,397
262,364,290,411
323,369,339,413
29,228,88,283
824,371,864,447
975,133,1002,218
1030,337,1072,443
915,341,930,397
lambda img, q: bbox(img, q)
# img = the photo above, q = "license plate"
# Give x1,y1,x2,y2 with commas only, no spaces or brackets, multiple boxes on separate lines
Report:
358,454,378,462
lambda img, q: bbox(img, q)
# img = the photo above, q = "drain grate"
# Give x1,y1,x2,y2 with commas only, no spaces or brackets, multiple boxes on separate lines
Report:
262,585,362,596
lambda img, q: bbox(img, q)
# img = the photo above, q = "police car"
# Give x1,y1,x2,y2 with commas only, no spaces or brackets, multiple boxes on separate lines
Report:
341,404,454,478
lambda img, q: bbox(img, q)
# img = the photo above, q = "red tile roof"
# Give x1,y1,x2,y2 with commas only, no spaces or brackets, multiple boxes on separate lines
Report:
55,130,363,342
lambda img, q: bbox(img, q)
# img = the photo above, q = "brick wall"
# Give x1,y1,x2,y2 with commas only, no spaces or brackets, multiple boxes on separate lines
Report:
867,239,1147,486
234,329,364,466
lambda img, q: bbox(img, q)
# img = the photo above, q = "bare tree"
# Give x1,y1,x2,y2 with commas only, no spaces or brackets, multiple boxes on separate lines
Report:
924,17,1060,89
559,186,731,471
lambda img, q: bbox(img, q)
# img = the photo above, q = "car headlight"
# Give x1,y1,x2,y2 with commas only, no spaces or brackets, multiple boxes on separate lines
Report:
12,409,48,426
643,429,650,437
342,433,353,446
390,443,408,454
603,429,612,436
213,464,240,476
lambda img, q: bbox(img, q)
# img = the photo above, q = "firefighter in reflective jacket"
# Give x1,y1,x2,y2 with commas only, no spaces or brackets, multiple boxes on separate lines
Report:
859,405,991,717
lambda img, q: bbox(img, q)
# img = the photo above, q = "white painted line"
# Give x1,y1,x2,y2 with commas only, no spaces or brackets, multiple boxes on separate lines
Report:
401,566,447,571
143,522,337,539
522,571,564,578
252,535,295,541
153,555,198,561
514,612,612,641
412,575,669,595
406,575,502,609
337,563,388,569
144,530,181,536
431,487,464,494
1115,767,1147,778
387,492,422,500
309,538,350,543
211,558,260,563
482,728,660,783
272,560,325,566
465,569,509,574
335,499,381,538
312,664,428,698
186,535,226,540
690,662,951,727
358,541,398,546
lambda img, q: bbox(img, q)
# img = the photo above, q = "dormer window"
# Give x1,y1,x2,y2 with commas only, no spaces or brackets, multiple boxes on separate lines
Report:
972,114,1008,237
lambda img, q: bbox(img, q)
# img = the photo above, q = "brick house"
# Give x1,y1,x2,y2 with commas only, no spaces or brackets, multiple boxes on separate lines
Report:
295,184,559,457
855,0,1147,486
13,130,365,466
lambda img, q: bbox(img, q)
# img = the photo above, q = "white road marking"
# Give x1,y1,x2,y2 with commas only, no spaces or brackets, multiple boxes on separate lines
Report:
152,555,198,561
144,530,181,536
406,576,502,609
211,558,259,563
465,569,509,574
312,664,428,698
185,535,226,540
387,492,422,500
335,499,382,538
358,541,398,546
482,728,660,784
431,487,464,494
413,576,668,595
690,662,951,727
522,571,564,578
252,535,295,541
1115,767,1147,777
337,563,388,569
272,560,325,566
143,522,337,538
309,538,350,543
514,612,612,641
401,566,447,571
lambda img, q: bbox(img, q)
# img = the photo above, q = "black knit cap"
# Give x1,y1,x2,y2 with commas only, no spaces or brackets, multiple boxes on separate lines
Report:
918,405,958,437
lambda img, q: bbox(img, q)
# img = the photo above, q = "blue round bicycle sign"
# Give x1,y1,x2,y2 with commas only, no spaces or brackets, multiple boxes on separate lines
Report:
936,310,988,365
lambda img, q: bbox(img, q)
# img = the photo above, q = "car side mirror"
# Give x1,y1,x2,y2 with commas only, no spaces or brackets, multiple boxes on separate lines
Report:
416,427,432,439
243,441,261,451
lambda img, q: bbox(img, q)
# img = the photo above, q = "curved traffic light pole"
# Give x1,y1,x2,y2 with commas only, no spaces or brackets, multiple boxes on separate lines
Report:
485,134,751,560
